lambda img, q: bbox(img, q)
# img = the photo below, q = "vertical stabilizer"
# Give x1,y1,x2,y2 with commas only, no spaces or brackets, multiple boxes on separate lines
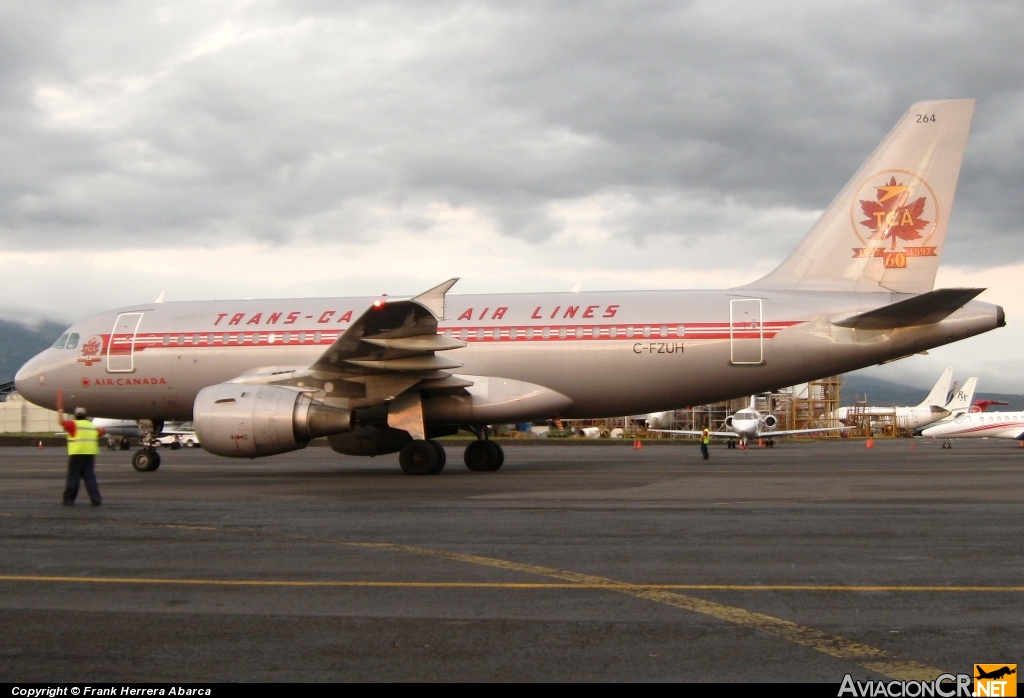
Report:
945,376,977,414
918,367,954,408
745,100,974,293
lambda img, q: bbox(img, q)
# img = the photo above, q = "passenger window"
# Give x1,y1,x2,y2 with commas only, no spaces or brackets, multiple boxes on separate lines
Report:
542,328,550,339
314,332,321,343
66,333,80,349
162,335,170,346
177,335,185,346
53,334,69,349
558,327,566,339
677,325,686,337
253,333,262,344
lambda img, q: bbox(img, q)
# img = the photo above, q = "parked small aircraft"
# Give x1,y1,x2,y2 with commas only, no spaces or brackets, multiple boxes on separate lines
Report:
920,401,1024,442
652,395,846,448
832,369,979,433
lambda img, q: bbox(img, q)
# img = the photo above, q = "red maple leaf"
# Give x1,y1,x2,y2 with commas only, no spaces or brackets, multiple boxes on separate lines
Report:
859,177,929,249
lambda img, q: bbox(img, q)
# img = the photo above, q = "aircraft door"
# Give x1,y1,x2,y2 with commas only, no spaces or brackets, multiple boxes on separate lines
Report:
729,299,763,365
107,312,143,373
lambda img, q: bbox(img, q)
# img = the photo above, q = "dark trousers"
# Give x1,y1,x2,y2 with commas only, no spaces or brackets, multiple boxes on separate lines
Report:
700,443,709,460
64,455,101,504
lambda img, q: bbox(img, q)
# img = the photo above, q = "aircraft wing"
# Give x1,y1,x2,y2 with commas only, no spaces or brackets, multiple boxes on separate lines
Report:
650,429,735,438
229,279,471,406
759,426,848,437
832,288,985,330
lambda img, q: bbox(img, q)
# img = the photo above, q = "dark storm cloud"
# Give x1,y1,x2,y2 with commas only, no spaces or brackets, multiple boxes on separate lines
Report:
0,0,1020,266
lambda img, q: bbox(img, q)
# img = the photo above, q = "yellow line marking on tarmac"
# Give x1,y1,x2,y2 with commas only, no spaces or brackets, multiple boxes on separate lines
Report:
1,575,1021,593
0,512,954,680
345,542,948,681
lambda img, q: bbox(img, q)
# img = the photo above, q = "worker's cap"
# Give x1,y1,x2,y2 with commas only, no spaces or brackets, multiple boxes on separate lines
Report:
74,407,87,418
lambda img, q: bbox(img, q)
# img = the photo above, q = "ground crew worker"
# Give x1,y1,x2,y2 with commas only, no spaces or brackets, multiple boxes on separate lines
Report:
61,406,104,506
700,425,711,460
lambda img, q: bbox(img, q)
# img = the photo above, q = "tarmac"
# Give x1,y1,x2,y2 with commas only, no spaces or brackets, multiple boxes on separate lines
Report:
1,438,1021,682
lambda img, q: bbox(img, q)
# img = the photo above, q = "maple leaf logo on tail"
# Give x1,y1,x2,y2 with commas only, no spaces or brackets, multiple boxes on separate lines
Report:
849,170,939,268
859,176,930,249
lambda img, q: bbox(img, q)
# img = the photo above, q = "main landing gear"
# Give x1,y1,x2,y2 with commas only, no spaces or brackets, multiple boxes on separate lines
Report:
131,419,163,472
397,437,505,475
464,439,504,472
399,440,447,475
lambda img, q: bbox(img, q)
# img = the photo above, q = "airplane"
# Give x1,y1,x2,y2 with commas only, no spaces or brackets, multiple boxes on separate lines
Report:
652,395,846,448
92,418,198,450
14,99,1005,475
830,368,976,432
975,666,1017,681
920,402,1024,443
969,399,1008,413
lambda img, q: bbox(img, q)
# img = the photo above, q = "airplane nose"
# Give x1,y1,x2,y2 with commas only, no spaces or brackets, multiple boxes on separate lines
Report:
14,351,53,407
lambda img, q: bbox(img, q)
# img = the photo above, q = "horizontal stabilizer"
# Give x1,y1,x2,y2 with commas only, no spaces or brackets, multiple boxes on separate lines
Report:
832,288,984,330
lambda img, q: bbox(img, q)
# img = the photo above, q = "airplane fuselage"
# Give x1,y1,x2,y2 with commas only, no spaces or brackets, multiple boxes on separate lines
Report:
16,289,1003,423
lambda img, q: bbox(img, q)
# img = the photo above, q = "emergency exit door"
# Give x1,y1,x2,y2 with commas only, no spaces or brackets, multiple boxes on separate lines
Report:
729,299,763,365
107,312,143,372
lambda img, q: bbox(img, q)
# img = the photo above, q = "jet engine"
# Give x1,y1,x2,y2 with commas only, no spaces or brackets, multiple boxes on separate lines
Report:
194,384,353,458
724,416,734,429
762,415,778,428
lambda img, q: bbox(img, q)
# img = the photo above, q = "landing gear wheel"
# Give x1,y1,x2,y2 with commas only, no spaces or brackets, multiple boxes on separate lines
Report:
132,449,161,472
464,440,503,472
399,440,442,475
430,441,447,471
119,438,131,450
170,441,181,450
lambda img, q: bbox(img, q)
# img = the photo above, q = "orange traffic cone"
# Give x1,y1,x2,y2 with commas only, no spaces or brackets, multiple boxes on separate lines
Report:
37,440,44,449
635,439,643,449
866,438,874,448
758,439,764,448
909,442,915,450
1018,440,1024,448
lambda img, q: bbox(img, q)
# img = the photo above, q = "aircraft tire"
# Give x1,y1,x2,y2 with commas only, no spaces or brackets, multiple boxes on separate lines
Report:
464,440,503,472
170,442,181,450
429,440,447,473
132,449,161,472
399,440,441,476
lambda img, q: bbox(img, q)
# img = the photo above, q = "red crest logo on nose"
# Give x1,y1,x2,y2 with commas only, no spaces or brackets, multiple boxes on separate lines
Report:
81,378,90,387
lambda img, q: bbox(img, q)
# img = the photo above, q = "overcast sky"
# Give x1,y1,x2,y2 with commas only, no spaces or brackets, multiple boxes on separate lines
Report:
1,1,1022,392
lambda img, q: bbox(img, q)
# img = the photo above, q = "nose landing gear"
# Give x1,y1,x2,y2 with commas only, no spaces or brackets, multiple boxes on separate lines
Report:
131,418,163,472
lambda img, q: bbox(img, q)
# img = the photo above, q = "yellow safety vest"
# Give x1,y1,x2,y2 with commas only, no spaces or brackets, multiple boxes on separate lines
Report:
701,430,710,445
67,419,100,456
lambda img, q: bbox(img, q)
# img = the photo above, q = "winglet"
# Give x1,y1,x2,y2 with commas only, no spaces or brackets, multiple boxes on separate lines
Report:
411,278,459,319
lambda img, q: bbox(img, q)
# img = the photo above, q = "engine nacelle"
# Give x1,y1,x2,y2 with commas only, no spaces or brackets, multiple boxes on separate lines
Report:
724,416,734,429
763,415,778,429
194,384,353,458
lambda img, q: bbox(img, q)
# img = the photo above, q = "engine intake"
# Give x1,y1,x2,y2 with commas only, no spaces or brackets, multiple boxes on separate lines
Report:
194,384,353,458
763,415,778,429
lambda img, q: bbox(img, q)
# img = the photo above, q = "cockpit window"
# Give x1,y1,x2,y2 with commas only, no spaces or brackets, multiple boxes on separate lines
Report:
66,333,80,349
53,334,69,349
735,411,756,420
